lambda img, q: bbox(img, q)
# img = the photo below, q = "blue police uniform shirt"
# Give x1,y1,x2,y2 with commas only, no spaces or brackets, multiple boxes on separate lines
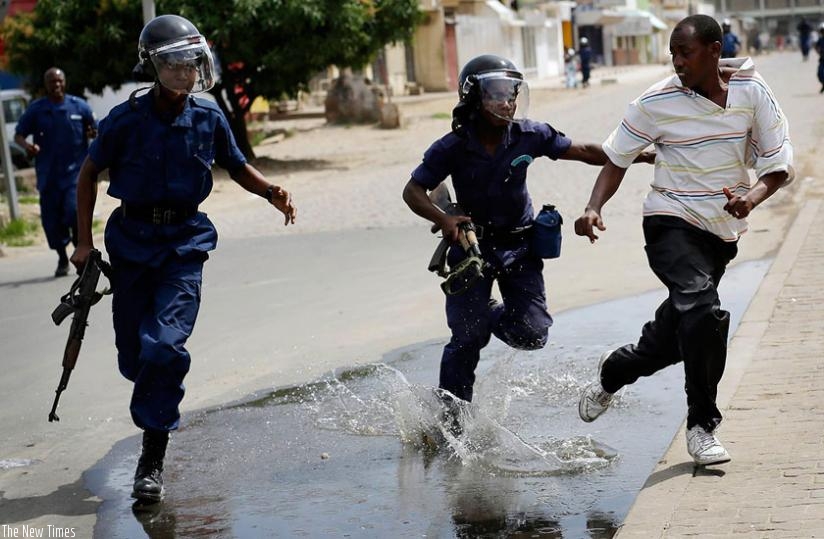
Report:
722,33,740,56
411,119,571,232
89,92,246,266
580,46,592,67
15,95,96,190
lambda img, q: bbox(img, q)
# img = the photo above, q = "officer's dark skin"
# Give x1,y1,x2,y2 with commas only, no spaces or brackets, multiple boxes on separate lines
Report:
71,70,297,271
402,97,655,244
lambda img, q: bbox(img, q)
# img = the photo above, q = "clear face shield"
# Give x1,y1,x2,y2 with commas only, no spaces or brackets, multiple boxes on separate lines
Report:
477,73,529,122
149,36,215,94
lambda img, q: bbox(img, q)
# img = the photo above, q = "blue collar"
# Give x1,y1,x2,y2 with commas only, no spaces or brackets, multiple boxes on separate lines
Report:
140,91,195,127
465,121,515,156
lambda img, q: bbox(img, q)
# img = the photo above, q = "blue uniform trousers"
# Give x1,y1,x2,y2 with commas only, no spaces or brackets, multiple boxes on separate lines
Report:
600,216,737,432
39,181,77,250
111,253,204,432
440,252,552,401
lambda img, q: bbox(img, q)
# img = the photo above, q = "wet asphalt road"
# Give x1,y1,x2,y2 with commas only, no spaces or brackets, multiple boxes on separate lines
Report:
88,260,769,538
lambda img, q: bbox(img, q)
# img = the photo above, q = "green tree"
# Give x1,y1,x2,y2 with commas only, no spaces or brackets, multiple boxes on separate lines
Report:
1,0,421,158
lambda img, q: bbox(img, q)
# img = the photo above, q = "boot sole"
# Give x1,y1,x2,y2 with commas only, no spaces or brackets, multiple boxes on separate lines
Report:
131,489,164,503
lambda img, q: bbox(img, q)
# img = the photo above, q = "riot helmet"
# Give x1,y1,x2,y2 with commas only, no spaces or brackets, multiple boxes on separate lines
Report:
136,14,215,94
454,54,529,127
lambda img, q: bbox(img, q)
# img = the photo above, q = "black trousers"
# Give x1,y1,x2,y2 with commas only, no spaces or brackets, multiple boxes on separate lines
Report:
601,216,738,432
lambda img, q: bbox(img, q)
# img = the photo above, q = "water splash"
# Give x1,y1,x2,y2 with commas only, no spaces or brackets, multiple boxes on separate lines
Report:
300,361,617,477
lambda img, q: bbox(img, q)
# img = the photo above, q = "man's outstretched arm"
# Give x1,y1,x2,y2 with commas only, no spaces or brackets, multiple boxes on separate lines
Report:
574,160,628,243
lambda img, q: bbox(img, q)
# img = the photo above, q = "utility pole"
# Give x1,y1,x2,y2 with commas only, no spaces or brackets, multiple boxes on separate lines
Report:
142,0,155,24
0,87,20,221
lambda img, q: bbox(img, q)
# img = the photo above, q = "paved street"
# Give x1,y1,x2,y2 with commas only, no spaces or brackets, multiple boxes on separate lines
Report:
0,50,822,537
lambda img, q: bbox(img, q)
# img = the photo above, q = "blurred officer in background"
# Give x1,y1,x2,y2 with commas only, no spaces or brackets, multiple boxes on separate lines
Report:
14,67,97,277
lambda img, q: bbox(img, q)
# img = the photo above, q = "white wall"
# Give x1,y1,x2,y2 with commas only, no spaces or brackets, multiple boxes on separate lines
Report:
456,11,563,78
455,15,516,69
85,82,216,121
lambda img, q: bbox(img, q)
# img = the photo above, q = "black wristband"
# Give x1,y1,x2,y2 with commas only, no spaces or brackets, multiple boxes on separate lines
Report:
263,184,274,202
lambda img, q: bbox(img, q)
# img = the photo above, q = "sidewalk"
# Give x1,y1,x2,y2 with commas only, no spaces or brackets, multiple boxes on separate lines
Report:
617,198,824,538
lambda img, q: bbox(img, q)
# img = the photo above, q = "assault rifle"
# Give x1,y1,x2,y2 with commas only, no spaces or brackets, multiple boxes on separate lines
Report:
427,184,488,295
48,249,111,422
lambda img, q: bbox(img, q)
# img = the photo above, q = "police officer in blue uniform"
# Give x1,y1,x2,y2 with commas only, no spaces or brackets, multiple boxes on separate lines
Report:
14,67,97,277
579,37,593,88
71,14,296,502
403,55,653,405
721,19,741,58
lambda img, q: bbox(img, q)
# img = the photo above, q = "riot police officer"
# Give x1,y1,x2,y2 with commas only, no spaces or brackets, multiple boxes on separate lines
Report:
71,14,296,502
402,55,652,407
14,67,97,277
721,19,741,58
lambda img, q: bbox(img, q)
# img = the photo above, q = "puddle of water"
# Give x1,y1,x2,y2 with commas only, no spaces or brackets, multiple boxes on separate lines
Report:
88,259,770,538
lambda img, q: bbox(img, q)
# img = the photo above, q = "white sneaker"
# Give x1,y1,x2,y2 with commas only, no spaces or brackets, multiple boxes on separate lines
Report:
686,425,731,466
578,350,615,422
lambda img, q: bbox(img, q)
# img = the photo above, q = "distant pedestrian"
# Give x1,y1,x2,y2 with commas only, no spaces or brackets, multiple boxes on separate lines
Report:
579,38,592,88
816,23,824,93
575,15,793,467
71,14,296,503
798,18,813,61
564,48,577,88
758,31,769,53
14,67,97,277
721,19,741,58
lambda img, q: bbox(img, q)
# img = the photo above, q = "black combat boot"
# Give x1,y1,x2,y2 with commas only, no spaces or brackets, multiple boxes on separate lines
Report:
132,430,169,502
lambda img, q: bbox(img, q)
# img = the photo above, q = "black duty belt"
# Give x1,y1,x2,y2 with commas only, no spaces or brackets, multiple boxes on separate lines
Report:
121,203,198,225
475,224,532,240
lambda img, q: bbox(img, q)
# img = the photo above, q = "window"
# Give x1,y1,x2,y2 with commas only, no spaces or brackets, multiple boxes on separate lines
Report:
522,26,537,69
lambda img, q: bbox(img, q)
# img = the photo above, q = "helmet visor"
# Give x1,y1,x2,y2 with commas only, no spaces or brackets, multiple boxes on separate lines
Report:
150,36,215,94
478,74,529,122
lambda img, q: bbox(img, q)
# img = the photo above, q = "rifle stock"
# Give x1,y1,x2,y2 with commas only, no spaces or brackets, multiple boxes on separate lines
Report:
426,184,488,295
48,249,110,422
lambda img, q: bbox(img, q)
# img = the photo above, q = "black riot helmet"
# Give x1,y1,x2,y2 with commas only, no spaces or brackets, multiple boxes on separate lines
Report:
452,54,529,132
134,14,215,94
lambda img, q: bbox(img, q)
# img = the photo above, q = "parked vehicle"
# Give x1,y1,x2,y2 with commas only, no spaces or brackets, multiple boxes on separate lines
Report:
2,88,33,169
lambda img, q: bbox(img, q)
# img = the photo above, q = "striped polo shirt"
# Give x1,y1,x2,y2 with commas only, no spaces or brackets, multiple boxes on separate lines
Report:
603,57,793,242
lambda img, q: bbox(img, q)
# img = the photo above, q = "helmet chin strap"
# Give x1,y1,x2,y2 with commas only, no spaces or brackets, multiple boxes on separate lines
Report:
487,111,517,123
482,103,518,124
128,83,156,111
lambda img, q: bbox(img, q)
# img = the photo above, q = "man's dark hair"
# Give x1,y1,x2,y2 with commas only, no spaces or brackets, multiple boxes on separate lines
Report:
676,14,722,45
